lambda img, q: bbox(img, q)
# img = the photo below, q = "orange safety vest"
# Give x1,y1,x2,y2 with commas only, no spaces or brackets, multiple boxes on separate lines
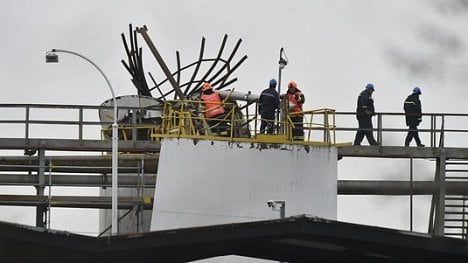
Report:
287,91,303,113
201,92,225,118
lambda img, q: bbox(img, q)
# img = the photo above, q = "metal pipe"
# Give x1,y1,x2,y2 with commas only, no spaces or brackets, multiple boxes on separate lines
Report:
218,90,259,102
338,180,468,195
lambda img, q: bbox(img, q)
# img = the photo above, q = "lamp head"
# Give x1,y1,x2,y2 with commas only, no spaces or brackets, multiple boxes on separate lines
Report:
45,50,59,63
279,57,287,69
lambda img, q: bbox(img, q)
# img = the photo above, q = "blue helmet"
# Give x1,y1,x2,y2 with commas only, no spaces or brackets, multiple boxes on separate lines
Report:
269,79,277,87
365,83,375,91
413,87,422,94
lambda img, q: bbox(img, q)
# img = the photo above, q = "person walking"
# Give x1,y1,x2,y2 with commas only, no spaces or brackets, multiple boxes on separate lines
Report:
258,79,280,134
353,83,379,146
286,80,305,140
404,87,425,147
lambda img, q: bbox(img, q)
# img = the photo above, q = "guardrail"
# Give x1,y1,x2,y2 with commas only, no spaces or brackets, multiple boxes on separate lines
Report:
1,103,467,148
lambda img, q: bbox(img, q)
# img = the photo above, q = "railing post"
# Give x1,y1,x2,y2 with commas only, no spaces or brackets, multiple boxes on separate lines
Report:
78,108,83,141
377,113,382,145
410,157,413,232
323,111,329,144
430,114,436,148
132,107,138,143
25,105,30,141
439,115,445,148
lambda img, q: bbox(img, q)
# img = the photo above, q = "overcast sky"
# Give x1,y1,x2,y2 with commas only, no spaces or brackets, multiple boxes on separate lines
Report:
1,0,468,235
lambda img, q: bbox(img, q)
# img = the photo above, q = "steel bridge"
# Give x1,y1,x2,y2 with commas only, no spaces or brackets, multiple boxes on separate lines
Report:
1,103,468,238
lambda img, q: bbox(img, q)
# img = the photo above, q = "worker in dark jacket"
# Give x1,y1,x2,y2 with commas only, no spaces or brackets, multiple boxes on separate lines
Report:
404,87,425,147
287,80,305,140
258,79,280,134
353,83,379,146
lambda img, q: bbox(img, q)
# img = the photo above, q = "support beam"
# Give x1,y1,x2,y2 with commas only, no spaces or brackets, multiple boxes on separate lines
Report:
434,151,447,236
0,173,156,188
338,180,468,195
0,138,160,153
0,154,159,173
0,195,153,209
35,149,46,228
338,145,468,159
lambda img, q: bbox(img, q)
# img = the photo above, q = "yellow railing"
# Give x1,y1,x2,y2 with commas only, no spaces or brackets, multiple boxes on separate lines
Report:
155,100,341,146
101,124,161,141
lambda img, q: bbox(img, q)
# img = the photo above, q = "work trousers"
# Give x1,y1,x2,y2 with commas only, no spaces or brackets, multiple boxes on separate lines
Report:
260,113,275,134
405,125,422,146
290,115,304,140
354,116,378,146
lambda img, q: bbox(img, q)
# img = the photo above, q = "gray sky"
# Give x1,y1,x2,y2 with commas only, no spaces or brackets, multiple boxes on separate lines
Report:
1,0,468,235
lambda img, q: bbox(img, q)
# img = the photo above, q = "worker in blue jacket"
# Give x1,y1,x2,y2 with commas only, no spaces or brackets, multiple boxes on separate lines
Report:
404,87,425,147
258,79,280,134
354,83,379,146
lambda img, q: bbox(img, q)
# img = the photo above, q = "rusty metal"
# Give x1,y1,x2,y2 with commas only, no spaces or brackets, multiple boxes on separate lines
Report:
191,34,228,93
182,37,206,97
121,24,247,101
136,25,185,100
121,24,151,96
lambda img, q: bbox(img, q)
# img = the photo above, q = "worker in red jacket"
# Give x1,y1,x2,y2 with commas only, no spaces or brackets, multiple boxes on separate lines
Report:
200,82,226,135
286,80,305,140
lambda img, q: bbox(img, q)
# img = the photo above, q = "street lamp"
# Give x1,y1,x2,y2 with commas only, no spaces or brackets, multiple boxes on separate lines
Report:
45,49,119,235
278,47,288,97
277,48,288,133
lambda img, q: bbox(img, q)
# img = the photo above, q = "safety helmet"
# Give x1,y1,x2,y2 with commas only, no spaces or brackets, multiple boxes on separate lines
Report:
202,82,212,91
288,80,297,89
365,83,375,91
269,79,277,87
413,87,422,95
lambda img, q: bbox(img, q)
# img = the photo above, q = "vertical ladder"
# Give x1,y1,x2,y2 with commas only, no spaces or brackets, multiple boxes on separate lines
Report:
444,160,468,239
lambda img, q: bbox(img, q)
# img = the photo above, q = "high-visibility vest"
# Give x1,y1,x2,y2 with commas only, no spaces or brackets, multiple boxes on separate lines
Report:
287,91,303,113
201,92,225,118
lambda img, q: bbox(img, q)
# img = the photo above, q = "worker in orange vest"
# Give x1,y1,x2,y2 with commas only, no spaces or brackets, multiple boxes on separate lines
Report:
200,82,226,135
286,80,305,140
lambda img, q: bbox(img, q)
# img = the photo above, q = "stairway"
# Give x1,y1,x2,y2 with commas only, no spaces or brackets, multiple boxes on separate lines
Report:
444,160,468,239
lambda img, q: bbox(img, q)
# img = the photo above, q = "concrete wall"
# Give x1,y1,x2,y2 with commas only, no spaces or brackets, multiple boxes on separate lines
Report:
151,138,337,231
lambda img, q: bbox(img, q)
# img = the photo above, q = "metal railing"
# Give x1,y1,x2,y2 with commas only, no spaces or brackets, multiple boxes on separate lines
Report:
0,103,161,143
157,100,338,146
1,103,468,147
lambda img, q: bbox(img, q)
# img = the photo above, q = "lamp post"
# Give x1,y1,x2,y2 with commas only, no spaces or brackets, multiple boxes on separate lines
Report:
45,49,119,235
278,47,288,97
277,48,288,133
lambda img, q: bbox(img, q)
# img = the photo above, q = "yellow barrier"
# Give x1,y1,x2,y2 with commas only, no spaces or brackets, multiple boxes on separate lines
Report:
155,100,342,146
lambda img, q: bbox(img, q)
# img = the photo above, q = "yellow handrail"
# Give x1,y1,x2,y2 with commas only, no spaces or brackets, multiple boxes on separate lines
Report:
156,100,342,146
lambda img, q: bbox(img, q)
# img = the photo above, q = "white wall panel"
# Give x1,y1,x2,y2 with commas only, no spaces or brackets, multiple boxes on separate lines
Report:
151,138,337,231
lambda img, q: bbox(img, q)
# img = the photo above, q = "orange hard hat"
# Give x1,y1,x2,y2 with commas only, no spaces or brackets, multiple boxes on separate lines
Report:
202,82,212,91
288,80,297,89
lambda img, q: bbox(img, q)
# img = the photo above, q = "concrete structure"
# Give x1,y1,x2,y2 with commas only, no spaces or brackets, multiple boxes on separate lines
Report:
151,138,337,231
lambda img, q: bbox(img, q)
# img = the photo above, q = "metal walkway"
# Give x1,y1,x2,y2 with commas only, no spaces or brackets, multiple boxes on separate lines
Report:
1,103,468,238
